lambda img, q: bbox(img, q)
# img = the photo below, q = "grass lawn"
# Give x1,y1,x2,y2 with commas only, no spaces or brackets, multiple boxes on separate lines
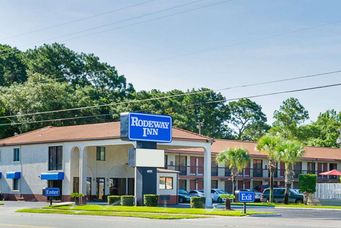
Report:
0,202,3,206
274,204,341,209
231,202,275,207
17,205,271,220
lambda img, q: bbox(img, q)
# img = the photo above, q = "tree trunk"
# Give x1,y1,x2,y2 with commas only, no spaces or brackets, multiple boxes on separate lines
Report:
268,161,275,203
284,163,290,204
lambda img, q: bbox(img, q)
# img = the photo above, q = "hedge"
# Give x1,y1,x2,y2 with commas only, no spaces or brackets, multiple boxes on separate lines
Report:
144,194,158,207
107,196,121,205
299,174,317,193
190,197,205,208
121,195,134,206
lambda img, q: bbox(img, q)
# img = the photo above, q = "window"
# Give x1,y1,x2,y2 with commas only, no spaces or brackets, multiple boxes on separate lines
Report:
159,176,173,190
13,179,19,191
13,148,20,162
96,147,106,161
48,146,63,170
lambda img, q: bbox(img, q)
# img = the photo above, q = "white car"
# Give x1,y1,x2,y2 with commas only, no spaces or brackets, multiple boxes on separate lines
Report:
189,190,205,197
211,189,227,203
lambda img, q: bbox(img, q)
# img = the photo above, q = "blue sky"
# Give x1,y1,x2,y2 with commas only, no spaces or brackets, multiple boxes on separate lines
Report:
0,0,340,123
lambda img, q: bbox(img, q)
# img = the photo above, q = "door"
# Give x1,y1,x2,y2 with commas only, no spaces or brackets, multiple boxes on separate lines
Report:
197,157,204,175
73,177,79,193
96,178,105,200
86,177,92,198
175,155,187,175
109,178,127,195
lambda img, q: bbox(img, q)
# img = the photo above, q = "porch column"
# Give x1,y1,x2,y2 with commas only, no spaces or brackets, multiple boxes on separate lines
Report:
79,147,88,196
204,145,212,207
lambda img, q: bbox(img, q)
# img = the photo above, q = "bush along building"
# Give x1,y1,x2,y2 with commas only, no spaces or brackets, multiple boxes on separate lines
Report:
0,113,340,205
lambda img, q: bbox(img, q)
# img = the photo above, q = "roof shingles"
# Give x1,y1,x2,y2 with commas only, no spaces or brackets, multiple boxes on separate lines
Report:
0,122,209,146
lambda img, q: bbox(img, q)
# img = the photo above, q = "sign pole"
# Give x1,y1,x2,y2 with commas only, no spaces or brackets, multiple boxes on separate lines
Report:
243,202,246,214
49,197,53,207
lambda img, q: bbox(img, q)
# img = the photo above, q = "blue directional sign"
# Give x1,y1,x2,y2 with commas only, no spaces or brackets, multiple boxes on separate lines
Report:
239,191,255,203
122,112,172,143
43,188,60,197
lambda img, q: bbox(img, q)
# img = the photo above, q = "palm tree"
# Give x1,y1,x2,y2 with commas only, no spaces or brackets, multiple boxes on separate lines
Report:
216,147,250,196
256,134,281,203
275,139,304,204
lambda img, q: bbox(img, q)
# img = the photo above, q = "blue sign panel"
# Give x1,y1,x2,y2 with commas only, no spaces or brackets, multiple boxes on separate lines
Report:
0,172,2,179
127,113,172,143
6,171,21,179
239,191,255,203
41,172,64,180
43,188,60,197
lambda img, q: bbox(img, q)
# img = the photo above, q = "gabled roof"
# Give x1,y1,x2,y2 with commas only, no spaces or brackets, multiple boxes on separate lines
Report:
0,122,209,146
166,139,341,161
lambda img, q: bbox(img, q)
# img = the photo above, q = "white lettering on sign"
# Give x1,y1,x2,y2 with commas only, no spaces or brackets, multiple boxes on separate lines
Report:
130,116,170,137
240,193,253,201
46,189,59,195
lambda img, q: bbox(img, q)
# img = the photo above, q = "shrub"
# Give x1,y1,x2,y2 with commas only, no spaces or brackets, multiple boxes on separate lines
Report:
144,194,158,207
121,195,134,206
190,196,205,208
299,174,317,193
107,196,121,205
70,192,84,199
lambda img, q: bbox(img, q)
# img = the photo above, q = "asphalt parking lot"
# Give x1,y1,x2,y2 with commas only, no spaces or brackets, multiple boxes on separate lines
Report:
0,202,340,228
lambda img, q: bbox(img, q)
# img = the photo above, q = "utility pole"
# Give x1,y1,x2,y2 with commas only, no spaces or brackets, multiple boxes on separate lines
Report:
336,129,341,147
197,121,203,135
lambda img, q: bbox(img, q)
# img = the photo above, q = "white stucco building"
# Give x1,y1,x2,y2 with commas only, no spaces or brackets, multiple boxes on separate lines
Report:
0,122,212,206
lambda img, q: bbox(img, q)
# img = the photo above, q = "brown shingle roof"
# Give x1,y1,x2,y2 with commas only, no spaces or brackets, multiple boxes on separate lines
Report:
166,139,341,161
0,122,209,146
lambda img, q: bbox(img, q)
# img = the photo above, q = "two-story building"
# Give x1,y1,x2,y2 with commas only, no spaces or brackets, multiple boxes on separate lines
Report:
165,139,341,193
0,121,340,203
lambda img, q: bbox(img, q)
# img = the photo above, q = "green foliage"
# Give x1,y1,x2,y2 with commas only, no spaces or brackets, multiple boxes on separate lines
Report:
220,194,235,200
0,44,27,86
143,194,158,207
306,110,341,147
118,88,232,138
190,197,206,208
70,193,84,199
271,97,309,139
299,174,317,193
228,98,269,140
121,195,134,206
107,196,121,205
216,147,250,173
275,140,304,165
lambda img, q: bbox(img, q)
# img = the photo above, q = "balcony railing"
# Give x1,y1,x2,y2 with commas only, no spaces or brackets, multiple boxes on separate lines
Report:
164,165,338,180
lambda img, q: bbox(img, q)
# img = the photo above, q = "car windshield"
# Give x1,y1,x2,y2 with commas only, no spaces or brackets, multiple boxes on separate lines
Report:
216,190,225,194
179,190,188,194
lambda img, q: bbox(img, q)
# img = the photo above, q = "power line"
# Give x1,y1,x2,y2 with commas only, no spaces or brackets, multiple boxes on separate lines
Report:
0,114,113,127
154,19,341,62
201,82,341,106
0,82,340,127
1,69,340,120
29,0,207,44
0,0,214,57
0,0,155,40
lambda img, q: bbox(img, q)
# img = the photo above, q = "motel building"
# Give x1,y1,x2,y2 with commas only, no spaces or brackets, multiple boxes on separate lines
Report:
0,114,340,206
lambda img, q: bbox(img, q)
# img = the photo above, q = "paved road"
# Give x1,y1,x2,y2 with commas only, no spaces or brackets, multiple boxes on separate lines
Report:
0,202,340,228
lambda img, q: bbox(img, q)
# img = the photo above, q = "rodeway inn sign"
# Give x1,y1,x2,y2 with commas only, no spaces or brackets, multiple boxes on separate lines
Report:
120,112,172,143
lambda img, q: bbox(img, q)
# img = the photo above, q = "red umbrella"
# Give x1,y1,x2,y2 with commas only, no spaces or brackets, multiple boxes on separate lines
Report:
319,169,341,176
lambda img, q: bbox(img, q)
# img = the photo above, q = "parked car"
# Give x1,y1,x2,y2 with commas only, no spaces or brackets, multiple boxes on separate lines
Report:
211,189,226,203
178,189,191,203
235,189,262,202
189,190,205,197
261,188,304,203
